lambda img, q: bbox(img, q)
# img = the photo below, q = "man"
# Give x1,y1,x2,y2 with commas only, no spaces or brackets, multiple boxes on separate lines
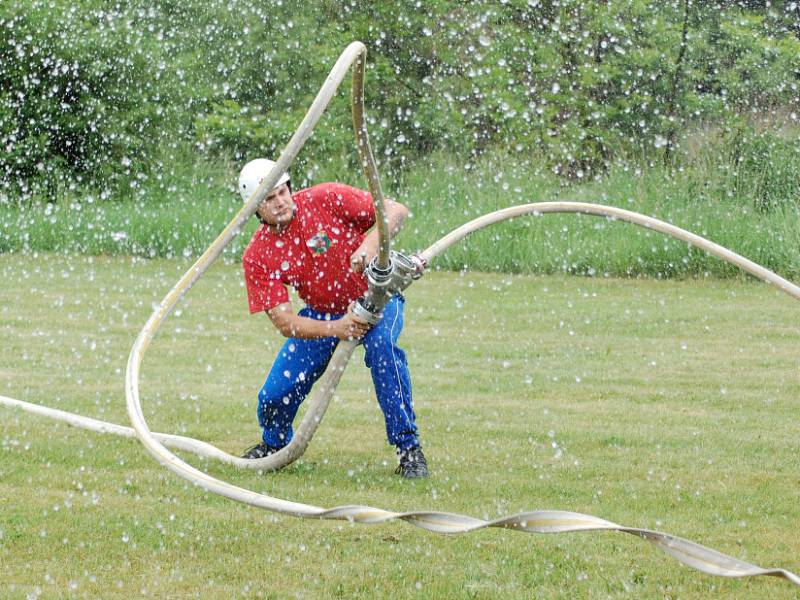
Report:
238,158,428,478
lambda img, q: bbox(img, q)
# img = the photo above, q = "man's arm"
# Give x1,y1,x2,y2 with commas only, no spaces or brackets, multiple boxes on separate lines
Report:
267,302,370,341
350,199,409,273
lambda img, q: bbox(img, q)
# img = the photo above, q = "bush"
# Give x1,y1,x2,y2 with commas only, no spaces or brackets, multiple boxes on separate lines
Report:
0,4,174,199
727,122,800,211
1,0,798,202
175,0,800,181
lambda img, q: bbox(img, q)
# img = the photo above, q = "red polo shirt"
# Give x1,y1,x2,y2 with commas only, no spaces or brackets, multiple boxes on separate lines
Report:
242,182,375,314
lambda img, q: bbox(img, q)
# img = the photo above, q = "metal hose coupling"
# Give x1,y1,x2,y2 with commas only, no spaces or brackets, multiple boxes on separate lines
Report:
352,251,426,324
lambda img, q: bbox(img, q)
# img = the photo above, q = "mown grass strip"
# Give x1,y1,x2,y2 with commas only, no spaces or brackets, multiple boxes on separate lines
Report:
1,255,798,598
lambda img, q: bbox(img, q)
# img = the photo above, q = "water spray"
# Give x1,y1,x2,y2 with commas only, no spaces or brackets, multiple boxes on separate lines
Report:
2,42,799,589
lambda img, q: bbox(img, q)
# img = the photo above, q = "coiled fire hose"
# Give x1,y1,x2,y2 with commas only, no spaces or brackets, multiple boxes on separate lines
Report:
2,42,799,588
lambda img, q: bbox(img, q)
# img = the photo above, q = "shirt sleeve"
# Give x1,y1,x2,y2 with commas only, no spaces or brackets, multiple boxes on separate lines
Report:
318,183,375,232
243,250,289,314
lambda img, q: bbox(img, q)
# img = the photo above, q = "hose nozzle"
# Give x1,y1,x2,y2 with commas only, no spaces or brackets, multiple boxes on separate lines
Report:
352,251,426,324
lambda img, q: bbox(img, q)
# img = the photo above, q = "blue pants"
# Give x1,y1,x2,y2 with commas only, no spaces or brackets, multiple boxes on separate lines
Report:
257,295,419,451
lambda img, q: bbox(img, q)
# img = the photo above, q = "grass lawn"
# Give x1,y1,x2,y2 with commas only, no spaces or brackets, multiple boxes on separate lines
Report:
1,253,798,598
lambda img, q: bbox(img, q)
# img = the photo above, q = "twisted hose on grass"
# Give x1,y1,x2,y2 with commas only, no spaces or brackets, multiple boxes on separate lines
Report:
2,42,800,588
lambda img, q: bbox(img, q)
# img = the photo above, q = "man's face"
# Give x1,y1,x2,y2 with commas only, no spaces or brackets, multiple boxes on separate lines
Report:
256,183,295,228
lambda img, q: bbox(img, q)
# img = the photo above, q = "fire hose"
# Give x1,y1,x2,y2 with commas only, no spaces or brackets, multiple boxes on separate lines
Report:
2,41,799,588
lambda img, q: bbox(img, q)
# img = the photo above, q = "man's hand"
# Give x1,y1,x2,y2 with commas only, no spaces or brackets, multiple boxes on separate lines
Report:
349,197,408,273
268,301,372,340
350,250,369,273
332,312,371,340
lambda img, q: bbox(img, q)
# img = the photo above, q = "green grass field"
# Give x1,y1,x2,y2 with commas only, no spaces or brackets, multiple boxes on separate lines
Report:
1,254,799,598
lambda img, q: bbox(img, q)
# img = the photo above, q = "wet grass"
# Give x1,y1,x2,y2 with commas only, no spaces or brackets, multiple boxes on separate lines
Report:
2,155,799,281
397,154,800,279
1,254,799,598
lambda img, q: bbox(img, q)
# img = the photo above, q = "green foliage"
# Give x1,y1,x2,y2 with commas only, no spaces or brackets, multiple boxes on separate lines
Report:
3,151,798,280
0,3,179,198
725,123,800,211
675,114,800,211
0,0,798,203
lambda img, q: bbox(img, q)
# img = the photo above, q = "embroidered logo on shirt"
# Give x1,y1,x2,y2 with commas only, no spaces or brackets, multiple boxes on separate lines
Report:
306,230,331,254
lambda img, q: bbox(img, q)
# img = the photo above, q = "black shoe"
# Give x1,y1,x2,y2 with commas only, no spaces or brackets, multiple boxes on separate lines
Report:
241,442,280,459
395,446,428,479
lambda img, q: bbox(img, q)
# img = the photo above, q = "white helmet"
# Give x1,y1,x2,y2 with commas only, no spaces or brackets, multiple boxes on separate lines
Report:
238,158,290,202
